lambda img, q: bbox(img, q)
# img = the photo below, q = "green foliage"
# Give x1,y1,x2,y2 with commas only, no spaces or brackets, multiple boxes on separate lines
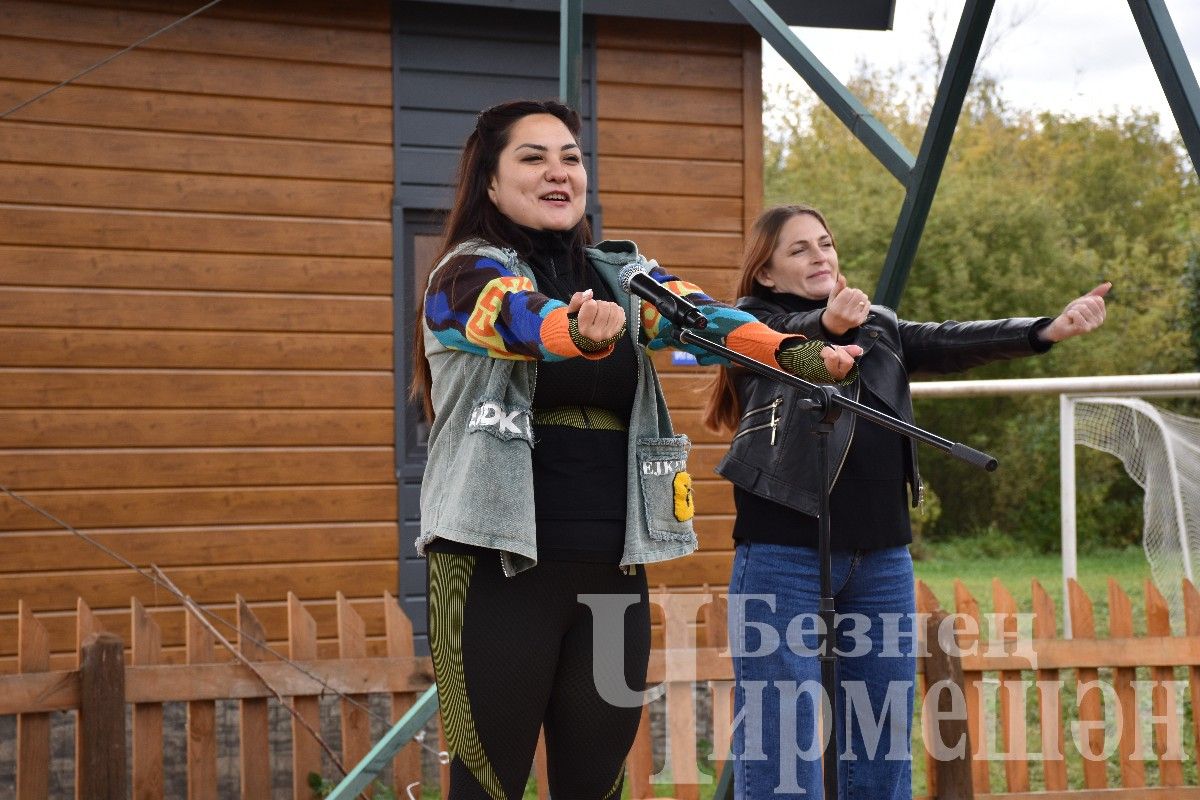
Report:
765,68,1199,551
1185,247,1200,366
308,772,399,800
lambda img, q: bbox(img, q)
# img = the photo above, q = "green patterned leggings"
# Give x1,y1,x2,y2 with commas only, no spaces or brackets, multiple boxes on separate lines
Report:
427,551,650,800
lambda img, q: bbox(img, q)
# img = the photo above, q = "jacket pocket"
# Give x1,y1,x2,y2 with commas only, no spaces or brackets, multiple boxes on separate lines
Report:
636,435,695,542
733,396,782,445
467,398,534,446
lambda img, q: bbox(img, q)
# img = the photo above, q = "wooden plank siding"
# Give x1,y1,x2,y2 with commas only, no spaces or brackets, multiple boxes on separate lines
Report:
596,19,763,596
0,0,396,671
0,2,765,666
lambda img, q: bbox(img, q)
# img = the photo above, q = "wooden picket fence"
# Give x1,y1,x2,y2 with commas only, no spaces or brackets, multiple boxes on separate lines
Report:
628,578,1200,800
1,591,430,799
911,577,1200,799
2,579,1199,799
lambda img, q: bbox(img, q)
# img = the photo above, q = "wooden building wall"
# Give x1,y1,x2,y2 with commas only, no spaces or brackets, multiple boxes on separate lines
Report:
0,0,397,670
0,1,764,668
595,18,762,597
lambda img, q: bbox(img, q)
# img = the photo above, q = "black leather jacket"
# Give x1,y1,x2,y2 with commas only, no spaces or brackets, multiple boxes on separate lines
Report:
716,294,1051,516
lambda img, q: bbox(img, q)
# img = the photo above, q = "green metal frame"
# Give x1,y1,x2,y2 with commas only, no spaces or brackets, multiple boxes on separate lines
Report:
560,0,583,111
728,0,915,183
728,0,994,311
326,685,439,800
1128,0,1200,172
875,0,994,308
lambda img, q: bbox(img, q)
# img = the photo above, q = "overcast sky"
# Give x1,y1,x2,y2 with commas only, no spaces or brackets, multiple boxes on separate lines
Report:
767,0,1200,134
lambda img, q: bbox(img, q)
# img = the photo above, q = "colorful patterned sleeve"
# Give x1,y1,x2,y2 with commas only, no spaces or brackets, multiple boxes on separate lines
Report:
424,253,610,361
639,263,797,366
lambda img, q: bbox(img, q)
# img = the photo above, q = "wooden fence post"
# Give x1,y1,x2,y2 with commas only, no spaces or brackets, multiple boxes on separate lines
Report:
131,598,164,800
337,592,372,789
186,607,218,800
1030,579,1066,791
952,581,989,793
238,596,272,799
626,703,654,799
1145,580,1184,786
17,601,50,800
991,579,1028,793
923,609,973,800
384,591,423,793
288,591,322,800
78,631,127,799
533,731,550,800
915,581,941,800
1067,579,1108,789
1107,579,1144,788
75,598,100,800
703,584,731,785
1184,580,1200,765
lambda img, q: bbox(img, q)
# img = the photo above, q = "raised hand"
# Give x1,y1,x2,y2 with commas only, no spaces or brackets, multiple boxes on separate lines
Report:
821,274,871,336
567,289,627,342
820,343,863,381
1040,282,1111,343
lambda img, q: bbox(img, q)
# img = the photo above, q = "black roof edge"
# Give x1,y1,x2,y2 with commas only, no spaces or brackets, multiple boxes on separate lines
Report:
409,1,896,31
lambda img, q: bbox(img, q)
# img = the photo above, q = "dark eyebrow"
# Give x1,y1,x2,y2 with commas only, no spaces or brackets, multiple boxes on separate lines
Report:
515,143,581,152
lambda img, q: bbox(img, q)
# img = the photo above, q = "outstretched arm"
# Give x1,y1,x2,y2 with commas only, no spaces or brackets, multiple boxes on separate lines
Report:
637,262,860,381
425,253,625,360
1036,282,1111,343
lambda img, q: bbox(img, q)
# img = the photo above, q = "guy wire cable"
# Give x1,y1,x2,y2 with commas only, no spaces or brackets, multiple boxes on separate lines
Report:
1,0,225,120
0,483,446,766
0,0,449,774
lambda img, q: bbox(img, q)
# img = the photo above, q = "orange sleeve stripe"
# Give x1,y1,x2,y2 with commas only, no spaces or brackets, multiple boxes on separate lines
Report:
725,321,795,367
540,305,582,358
538,306,615,361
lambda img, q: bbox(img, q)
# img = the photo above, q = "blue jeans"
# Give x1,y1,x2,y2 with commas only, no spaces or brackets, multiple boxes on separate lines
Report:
728,542,916,798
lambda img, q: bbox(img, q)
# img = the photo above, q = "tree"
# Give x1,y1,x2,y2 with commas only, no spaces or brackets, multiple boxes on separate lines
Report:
764,68,1199,549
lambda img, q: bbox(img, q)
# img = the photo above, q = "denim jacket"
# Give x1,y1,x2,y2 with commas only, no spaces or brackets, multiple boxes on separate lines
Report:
418,239,697,575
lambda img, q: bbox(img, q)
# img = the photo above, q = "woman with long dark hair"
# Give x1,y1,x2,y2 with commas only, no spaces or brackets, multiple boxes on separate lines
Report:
706,204,1108,799
411,105,859,799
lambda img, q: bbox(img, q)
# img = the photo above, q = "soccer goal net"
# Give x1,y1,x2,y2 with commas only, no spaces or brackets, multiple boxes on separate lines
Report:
1072,397,1200,628
910,372,1200,635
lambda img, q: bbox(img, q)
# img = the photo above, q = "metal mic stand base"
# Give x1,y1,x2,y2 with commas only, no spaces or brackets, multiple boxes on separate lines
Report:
811,393,841,800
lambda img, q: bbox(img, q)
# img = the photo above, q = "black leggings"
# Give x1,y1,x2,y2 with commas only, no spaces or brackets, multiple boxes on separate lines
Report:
426,551,650,800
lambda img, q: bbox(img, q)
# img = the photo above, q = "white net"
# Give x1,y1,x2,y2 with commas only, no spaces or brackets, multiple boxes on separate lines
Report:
1074,398,1200,629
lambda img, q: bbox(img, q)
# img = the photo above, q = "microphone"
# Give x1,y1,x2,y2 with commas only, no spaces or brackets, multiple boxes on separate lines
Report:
618,263,708,330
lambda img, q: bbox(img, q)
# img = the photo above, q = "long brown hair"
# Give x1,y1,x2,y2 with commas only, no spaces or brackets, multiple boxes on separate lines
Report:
409,99,592,420
702,204,836,433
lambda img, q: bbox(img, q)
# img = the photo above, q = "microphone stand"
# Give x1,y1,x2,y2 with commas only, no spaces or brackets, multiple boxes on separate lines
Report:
671,327,997,800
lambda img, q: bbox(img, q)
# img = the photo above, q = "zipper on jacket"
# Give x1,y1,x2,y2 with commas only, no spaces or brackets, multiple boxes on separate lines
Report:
829,381,861,489
734,397,782,445
878,340,907,370
877,339,923,506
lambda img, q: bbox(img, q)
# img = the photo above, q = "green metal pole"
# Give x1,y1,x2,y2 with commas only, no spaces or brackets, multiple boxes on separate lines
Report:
728,0,915,183
874,0,994,310
1128,0,1200,174
714,758,735,799
560,0,582,111
326,685,440,800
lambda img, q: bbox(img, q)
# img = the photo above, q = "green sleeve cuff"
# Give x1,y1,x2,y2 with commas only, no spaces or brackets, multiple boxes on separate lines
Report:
568,313,627,353
777,339,858,385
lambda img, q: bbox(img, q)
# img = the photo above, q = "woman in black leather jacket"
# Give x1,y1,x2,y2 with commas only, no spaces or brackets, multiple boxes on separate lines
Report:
704,204,1108,799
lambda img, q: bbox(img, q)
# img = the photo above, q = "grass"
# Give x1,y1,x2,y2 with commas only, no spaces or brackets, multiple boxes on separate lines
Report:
913,541,1157,635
